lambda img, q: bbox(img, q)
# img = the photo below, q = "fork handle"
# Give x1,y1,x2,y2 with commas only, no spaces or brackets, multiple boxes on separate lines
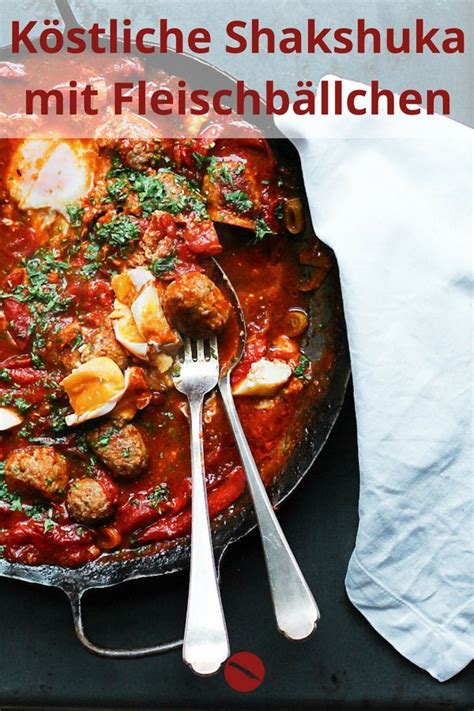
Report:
182,398,229,675
219,375,320,640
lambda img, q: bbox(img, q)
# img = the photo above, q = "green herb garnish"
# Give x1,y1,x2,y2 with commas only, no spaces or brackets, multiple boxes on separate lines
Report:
293,353,312,380
274,201,285,221
151,254,177,275
147,483,170,510
66,205,84,228
94,425,120,448
224,189,253,214
1,396,32,414
0,369,12,383
255,217,274,241
95,215,140,257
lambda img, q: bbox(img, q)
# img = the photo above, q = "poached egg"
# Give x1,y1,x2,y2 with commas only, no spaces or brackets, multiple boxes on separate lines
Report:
8,138,94,216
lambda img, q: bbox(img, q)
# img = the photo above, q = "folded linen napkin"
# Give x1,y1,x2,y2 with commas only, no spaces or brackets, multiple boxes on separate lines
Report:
276,76,473,682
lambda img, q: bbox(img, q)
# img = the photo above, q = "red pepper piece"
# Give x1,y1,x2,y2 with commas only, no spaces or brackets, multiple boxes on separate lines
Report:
135,466,246,544
7,367,46,386
3,298,33,349
4,518,98,567
116,479,192,535
0,354,32,369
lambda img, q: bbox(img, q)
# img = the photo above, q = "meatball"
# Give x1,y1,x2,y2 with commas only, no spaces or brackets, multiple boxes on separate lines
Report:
117,139,164,171
45,322,129,373
79,324,129,371
5,447,69,500
162,272,231,338
66,478,115,525
95,114,169,170
88,423,149,480
44,319,83,370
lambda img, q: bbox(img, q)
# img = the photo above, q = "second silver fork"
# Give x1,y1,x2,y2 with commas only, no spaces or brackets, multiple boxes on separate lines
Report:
172,336,229,676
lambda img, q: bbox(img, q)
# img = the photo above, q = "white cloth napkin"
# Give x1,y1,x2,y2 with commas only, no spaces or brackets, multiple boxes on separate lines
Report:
276,76,473,682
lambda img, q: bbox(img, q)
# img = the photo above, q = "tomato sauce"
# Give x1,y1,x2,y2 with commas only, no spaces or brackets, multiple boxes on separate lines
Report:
0,57,334,568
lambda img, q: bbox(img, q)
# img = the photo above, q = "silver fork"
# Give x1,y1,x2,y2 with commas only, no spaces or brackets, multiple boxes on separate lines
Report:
172,336,229,676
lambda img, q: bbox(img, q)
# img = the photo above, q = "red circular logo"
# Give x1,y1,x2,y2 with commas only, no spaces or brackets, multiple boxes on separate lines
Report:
224,651,265,693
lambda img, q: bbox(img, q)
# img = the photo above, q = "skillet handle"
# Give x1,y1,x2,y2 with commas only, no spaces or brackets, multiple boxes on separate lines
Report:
55,0,83,30
66,588,183,658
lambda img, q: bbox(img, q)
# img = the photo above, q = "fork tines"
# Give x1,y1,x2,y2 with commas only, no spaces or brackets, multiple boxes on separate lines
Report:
181,336,218,362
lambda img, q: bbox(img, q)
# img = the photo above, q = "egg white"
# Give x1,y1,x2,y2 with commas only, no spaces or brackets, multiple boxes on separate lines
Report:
111,269,180,359
8,138,94,216
0,407,23,431
232,358,292,397
111,299,149,361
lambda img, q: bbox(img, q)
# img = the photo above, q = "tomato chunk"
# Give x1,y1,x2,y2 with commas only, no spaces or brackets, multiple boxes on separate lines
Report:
3,298,33,349
182,220,222,255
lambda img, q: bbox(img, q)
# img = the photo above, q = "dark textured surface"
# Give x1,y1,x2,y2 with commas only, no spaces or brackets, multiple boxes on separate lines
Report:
0,385,472,710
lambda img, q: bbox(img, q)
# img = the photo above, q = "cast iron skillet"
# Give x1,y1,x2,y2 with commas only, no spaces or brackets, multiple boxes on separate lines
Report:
0,0,350,657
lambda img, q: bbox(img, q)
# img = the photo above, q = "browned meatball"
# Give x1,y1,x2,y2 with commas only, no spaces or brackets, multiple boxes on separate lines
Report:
117,139,164,171
44,319,83,370
162,272,231,338
45,322,129,372
79,324,129,371
95,114,168,170
88,423,149,480
66,478,115,525
5,447,69,500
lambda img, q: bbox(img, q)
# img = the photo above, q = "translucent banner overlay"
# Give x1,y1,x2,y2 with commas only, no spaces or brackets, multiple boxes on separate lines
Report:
0,0,471,140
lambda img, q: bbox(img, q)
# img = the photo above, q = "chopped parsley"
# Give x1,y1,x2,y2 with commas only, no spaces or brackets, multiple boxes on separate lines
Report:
94,425,120,448
147,483,170,510
83,243,101,261
0,369,12,383
216,161,244,188
80,242,102,279
48,406,70,434
95,215,140,257
255,217,274,241
224,189,253,214
105,174,130,204
206,157,245,188
192,152,208,170
106,159,209,220
150,254,177,275
43,518,56,533
294,353,312,380
80,261,101,279
0,461,22,511
274,201,285,221
71,332,84,351
0,394,31,413
0,249,72,369
129,172,172,215
66,205,84,228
